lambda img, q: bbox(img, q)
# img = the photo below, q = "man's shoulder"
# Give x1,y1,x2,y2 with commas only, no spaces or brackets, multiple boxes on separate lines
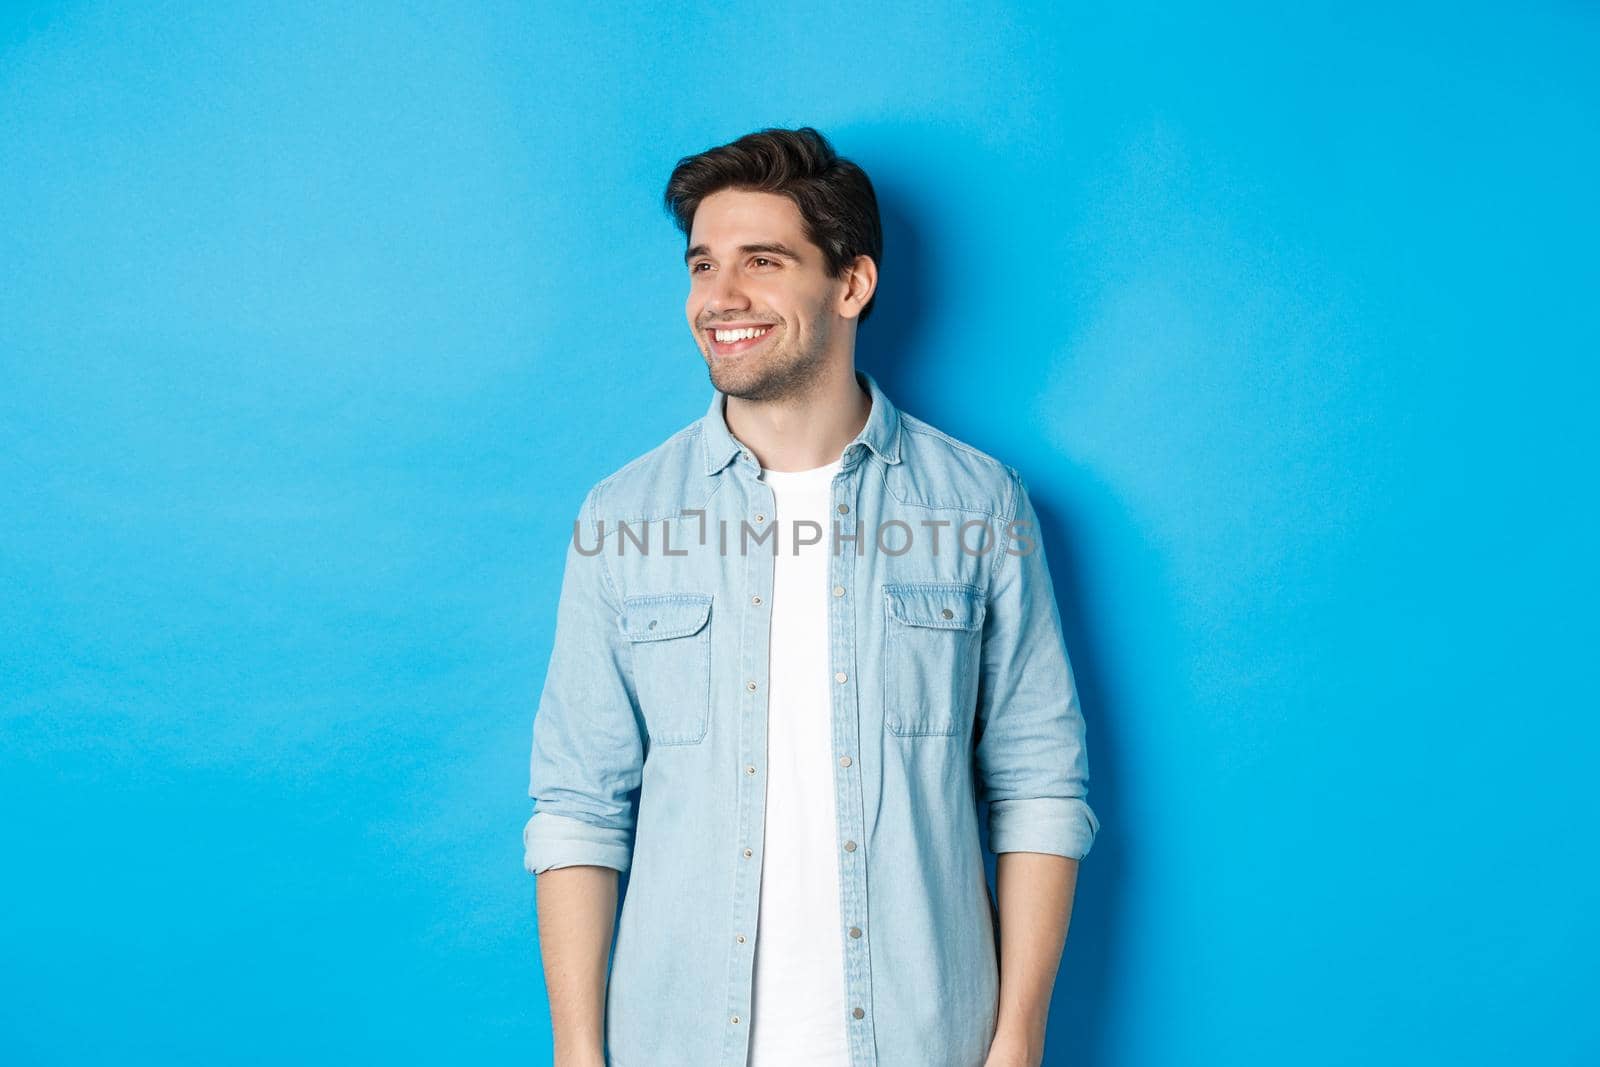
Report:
892,409,1022,519
575,417,711,525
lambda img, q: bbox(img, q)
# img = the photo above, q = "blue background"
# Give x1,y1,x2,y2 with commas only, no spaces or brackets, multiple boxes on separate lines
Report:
3,2,1596,1064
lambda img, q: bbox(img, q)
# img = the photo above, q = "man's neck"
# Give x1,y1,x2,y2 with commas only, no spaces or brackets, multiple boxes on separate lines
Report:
724,363,871,473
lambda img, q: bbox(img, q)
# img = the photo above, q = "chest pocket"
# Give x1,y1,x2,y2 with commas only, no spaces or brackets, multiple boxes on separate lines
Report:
620,592,714,746
881,581,986,738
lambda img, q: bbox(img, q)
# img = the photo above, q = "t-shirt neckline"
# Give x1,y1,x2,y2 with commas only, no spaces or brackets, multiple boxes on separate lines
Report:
759,455,843,491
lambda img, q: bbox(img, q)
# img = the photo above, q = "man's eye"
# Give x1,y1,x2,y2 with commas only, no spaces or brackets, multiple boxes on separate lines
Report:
690,262,710,273
752,257,774,267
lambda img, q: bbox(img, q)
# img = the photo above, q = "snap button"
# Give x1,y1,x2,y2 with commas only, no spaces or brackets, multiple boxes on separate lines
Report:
852,1007,864,1019
834,671,847,684
843,840,856,852
941,607,954,620
836,503,849,514
839,755,852,768
832,585,846,597
648,619,659,629
849,927,862,938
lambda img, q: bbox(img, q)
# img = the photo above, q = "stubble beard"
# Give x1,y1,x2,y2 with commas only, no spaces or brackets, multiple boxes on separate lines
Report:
706,312,833,405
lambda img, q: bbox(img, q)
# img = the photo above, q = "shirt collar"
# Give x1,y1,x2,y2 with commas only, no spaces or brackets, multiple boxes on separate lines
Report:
701,368,903,477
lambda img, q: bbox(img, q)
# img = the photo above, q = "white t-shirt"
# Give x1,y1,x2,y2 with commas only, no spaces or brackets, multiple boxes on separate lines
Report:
747,455,850,1066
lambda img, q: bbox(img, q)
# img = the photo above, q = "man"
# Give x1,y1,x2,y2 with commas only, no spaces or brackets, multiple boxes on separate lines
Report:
523,127,1098,1067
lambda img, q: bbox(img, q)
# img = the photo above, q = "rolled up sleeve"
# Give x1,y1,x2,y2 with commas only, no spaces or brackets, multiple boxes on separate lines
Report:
523,484,644,875
974,466,1100,861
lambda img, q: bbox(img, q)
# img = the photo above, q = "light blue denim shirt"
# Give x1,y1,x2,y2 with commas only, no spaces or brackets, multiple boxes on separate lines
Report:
524,370,1098,1067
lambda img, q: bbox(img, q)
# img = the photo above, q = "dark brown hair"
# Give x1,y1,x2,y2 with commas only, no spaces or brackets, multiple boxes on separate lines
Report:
663,126,883,325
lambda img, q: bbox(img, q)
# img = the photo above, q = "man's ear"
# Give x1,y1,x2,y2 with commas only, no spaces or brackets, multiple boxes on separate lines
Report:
836,254,878,321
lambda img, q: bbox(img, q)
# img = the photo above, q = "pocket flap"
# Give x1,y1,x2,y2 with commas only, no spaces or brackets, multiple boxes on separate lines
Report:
620,593,713,641
883,582,985,631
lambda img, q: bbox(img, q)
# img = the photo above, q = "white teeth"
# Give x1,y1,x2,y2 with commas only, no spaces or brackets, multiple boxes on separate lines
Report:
714,326,770,343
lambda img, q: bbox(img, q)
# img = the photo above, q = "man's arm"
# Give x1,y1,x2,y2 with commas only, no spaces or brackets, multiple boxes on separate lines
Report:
524,484,645,1064
535,866,618,1067
974,466,1099,1065
988,853,1079,1063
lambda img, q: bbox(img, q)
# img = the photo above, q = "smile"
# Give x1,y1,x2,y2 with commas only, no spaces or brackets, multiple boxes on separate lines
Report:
706,324,777,357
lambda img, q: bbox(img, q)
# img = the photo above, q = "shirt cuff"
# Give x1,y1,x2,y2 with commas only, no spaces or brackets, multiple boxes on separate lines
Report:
523,810,634,875
988,797,1099,860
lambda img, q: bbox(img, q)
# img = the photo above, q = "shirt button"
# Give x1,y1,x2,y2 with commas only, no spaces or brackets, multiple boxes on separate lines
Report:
834,671,847,684
743,848,753,858
837,503,849,515
754,513,765,523
747,680,758,691
852,1007,864,1020
736,933,747,944
832,585,846,597
731,1015,742,1025
941,607,954,619
648,619,658,629
752,595,763,605
843,840,857,853
839,755,852,768
849,926,862,938
745,764,757,775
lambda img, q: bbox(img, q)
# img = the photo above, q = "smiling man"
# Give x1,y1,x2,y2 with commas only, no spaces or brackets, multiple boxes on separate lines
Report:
524,127,1099,1067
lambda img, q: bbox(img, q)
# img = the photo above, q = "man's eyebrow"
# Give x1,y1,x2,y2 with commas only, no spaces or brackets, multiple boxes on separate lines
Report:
683,242,803,264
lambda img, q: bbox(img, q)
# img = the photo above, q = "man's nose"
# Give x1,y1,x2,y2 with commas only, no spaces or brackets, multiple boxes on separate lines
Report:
705,267,750,313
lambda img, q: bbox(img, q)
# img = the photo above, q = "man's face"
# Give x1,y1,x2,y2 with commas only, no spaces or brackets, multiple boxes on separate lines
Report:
684,188,844,402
